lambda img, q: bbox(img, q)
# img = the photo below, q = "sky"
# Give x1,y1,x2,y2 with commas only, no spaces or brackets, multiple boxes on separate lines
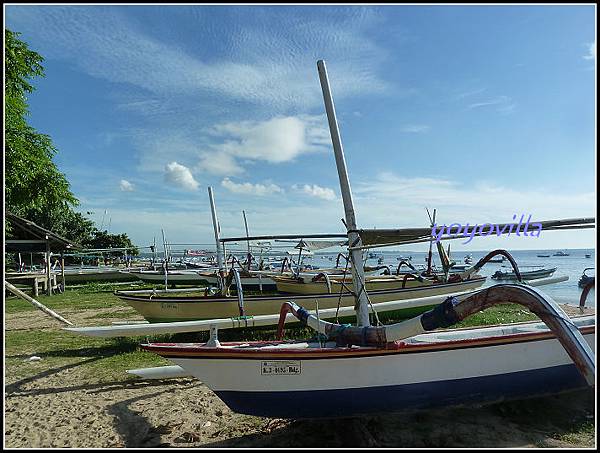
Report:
4,4,596,252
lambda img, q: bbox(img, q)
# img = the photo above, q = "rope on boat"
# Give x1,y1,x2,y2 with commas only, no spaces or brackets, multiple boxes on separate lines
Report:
348,250,382,327
334,254,351,323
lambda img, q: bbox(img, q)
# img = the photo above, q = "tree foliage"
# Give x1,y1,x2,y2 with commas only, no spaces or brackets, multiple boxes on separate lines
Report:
4,29,137,254
84,230,139,256
5,29,78,220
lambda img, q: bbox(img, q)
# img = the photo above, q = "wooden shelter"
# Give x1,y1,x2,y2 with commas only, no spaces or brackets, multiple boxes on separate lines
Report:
5,212,80,295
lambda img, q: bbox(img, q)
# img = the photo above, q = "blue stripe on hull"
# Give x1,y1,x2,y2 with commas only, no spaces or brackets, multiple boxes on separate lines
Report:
215,364,587,418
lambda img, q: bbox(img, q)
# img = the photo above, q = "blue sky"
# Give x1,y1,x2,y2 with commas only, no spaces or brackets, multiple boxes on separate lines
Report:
5,5,596,251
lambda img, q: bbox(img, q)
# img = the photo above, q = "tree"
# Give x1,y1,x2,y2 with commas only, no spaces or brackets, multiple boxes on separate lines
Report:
5,29,138,254
85,230,139,256
5,29,78,223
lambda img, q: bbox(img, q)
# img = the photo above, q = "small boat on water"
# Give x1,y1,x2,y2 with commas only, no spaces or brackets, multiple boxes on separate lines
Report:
492,266,557,281
578,268,595,288
396,255,412,261
553,251,570,256
487,255,507,263
464,254,473,264
537,254,551,258
585,254,592,258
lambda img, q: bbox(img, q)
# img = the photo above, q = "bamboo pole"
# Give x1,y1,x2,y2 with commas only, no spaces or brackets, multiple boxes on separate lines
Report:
208,187,225,289
242,210,251,268
5,281,73,326
317,59,370,327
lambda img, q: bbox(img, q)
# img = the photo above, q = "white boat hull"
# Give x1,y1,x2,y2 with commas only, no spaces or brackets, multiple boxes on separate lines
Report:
144,316,595,418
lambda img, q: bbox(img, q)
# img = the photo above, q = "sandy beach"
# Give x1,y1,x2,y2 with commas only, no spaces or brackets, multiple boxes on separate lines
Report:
4,297,596,448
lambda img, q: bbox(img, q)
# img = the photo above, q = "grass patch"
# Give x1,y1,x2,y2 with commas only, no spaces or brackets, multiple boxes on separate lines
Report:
5,288,127,313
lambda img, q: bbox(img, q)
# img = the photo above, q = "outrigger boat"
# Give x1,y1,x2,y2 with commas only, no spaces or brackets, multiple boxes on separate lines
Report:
114,275,486,323
492,266,557,281
124,269,212,286
578,268,595,289
141,61,595,418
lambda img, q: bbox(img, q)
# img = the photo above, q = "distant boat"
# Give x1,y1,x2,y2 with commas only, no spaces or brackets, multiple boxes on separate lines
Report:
585,254,592,258
488,255,507,263
552,251,570,256
464,254,473,265
492,266,557,281
537,254,551,258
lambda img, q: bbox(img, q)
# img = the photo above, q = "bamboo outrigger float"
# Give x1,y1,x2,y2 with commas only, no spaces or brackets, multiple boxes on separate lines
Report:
139,60,595,418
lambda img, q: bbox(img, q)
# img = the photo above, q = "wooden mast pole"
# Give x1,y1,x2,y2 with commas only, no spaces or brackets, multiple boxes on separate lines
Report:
161,228,168,290
317,60,370,327
242,210,251,269
208,187,225,290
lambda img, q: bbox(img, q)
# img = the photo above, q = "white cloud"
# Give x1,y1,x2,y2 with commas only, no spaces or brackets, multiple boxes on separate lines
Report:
210,116,328,163
164,162,199,191
353,172,595,232
8,7,391,111
119,179,134,191
193,115,330,176
197,152,244,176
294,184,337,201
221,178,283,196
399,124,430,133
583,42,596,60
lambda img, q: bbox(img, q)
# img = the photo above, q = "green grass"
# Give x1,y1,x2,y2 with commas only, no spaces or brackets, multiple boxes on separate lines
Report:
4,286,548,385
5,289,126,313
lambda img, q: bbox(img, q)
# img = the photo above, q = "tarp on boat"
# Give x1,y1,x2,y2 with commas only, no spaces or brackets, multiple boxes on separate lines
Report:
354,217,595,248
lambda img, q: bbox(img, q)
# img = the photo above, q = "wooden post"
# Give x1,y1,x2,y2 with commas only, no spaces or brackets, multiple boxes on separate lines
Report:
46,237,52,296
317,60,370,326
61,251,65,291
5,281,73,326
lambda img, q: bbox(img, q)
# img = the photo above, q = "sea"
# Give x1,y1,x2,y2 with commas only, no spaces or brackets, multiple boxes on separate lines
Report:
307,248,596,307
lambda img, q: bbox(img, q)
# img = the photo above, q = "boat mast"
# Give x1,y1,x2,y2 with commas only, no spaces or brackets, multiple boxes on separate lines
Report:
161,228,168,290
242,210,251,268
317,60,370,327
208,186,225,290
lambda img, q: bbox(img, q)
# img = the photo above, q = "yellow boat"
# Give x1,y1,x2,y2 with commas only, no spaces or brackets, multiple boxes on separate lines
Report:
273,273,438,295
114,276,486,323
